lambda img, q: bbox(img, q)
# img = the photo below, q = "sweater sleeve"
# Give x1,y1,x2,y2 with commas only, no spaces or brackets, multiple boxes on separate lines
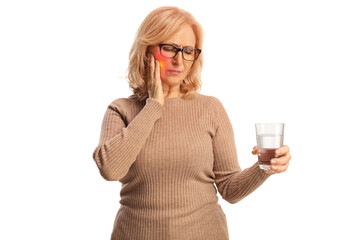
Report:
210,97,271,204
92,97,164,181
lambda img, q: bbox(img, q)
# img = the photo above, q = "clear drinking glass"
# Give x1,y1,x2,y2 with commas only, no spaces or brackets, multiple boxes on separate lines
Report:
255,123,285,170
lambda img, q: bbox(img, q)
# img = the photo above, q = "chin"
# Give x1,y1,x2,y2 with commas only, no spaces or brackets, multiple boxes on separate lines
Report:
161,74,184,82
162,77,183,85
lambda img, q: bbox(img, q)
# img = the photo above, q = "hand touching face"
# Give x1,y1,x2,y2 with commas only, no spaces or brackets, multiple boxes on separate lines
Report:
146,53,164,106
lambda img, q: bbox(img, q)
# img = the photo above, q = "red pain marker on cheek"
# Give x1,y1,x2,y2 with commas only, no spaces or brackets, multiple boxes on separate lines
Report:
153,52,165,69
159,61,164,68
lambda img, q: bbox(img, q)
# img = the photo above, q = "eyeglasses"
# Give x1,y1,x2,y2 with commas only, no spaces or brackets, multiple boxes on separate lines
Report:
158,44,201,61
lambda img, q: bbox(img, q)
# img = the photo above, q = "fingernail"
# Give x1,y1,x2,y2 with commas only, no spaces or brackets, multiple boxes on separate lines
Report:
271,160,277,164
276,150,281,154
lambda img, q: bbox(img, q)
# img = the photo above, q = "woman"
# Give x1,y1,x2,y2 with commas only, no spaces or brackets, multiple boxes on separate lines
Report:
92,6,291,240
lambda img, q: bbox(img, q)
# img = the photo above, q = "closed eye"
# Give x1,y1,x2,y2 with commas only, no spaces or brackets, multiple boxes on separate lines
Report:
163,46,177,52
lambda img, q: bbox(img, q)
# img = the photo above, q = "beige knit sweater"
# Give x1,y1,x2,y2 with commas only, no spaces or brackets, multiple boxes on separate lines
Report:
92,92,271,240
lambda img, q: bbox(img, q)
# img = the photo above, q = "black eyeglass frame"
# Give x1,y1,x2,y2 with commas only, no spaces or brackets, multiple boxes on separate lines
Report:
158,44,202,62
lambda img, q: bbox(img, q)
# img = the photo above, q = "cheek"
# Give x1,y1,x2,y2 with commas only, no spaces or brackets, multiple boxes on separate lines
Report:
183,63,193,75
153,52,166,69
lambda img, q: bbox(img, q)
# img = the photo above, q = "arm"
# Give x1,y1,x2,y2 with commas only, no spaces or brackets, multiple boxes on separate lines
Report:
92,97,164,181
211,97,271,204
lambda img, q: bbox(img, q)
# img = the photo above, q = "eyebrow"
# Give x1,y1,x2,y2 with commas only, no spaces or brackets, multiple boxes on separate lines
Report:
168,43,196,48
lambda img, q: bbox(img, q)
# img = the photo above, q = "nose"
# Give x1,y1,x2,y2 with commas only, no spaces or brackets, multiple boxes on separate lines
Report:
172,50,184,66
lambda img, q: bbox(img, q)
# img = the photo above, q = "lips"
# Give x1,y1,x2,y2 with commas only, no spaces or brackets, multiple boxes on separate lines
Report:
168,70,182,75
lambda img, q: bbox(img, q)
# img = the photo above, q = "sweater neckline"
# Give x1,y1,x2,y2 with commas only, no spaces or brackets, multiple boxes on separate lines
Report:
164,92,199,101
165,97,182,100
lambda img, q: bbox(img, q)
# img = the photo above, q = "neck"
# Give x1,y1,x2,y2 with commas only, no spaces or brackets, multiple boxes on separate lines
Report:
162,83,184,98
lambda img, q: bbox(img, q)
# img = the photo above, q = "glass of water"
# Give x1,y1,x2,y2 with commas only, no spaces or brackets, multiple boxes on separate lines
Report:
255,123,285,170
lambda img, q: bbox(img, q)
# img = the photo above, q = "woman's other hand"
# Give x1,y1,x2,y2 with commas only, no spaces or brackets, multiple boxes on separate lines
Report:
252,145,291,174
147,53,164,106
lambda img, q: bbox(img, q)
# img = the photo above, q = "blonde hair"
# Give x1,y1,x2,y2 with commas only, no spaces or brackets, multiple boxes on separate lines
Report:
127,6,204,101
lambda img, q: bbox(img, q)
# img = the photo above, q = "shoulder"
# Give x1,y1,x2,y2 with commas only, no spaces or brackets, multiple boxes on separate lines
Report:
193,93,231,130
195,93,232,129
108,94,143,113
194,93,225,112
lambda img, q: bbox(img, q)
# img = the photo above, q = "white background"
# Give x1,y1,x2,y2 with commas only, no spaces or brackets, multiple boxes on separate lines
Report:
1,0,359,239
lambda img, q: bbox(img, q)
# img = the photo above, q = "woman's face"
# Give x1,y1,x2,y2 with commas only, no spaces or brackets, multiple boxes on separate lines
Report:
148,25,196,87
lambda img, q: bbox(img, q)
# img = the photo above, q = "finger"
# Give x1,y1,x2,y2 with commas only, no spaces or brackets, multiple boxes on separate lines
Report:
155,60,161,84
271,153,291,165
264,169,276,174
270,162,289,173
147,54,155,89
275,145,289,156
147,53,153,69
252,145,258,155
150,55,155,77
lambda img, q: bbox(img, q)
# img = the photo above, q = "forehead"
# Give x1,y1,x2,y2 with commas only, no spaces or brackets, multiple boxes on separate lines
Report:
164,25,196,47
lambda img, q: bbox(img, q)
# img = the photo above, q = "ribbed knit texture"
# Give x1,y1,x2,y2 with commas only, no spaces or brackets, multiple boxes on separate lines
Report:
92,92,271,240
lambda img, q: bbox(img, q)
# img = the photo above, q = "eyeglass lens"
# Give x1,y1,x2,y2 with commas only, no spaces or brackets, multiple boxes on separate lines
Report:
160,45,199,61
